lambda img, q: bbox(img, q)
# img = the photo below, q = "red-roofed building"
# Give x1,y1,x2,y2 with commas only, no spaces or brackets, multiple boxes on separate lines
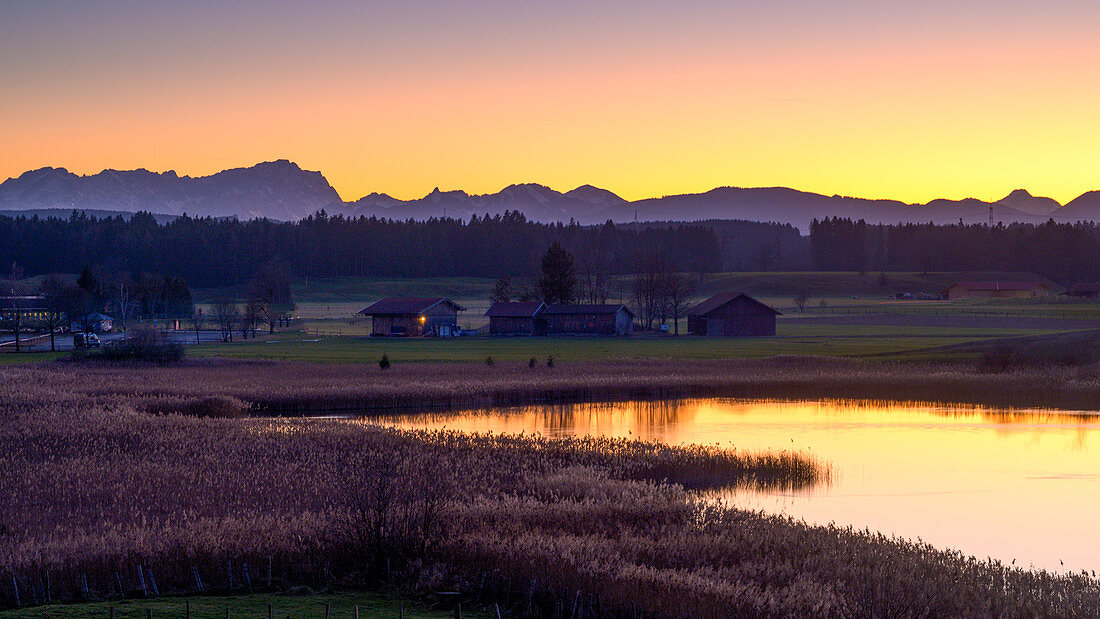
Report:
943,281,1053,300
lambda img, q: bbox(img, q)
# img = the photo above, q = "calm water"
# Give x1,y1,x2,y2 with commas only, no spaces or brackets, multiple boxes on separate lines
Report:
372,398,1100,573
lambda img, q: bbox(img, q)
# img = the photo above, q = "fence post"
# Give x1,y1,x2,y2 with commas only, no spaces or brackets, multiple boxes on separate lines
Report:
147,568,159,596
138,565,148,597
186,600,191,619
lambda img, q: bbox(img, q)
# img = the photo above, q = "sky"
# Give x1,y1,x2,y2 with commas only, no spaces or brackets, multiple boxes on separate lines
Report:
2,0,1099,204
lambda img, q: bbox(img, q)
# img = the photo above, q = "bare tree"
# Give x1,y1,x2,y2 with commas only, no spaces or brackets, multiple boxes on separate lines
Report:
793,290,809,313
37,276,69,352
576,239,612,304
190,307,205,344
663,272,696,336
632,251,665,330
212,299,238,342
249,267,295,334
109,273,138,332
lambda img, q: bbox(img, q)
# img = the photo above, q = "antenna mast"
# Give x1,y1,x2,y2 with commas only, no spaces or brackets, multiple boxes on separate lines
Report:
988,205,994,227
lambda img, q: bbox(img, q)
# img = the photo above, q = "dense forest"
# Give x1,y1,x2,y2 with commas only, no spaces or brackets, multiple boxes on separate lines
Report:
3,210,1098,288
809,218,1100,284
0,210,797,286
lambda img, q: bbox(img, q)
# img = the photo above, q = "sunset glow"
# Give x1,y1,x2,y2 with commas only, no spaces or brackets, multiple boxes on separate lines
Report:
3,1,1099,203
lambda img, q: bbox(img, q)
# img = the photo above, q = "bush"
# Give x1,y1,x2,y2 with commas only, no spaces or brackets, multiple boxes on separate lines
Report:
379,353,391,370
528,357,537,369
485,356,494,366
73,329,185,364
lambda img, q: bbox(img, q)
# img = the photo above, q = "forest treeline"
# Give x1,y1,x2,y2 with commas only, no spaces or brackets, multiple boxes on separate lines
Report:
3,210,1098,287
0,210,787,286
809,218,1100,285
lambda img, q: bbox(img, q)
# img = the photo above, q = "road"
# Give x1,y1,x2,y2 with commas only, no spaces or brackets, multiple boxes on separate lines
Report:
0,329,226,352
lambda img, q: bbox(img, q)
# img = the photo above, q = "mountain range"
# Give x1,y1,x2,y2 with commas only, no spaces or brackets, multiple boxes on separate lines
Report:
2,160,1097,230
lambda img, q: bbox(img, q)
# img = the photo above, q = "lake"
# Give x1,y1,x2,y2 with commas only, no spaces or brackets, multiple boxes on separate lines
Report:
372,398,1100,574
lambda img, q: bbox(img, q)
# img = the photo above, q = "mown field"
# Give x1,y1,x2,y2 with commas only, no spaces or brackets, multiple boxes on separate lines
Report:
177,322,1084,364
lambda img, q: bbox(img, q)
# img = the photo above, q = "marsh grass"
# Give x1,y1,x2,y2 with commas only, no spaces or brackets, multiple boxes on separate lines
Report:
2,358,1099,616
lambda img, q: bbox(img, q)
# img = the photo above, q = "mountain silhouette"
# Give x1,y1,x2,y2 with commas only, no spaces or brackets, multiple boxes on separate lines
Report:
2,161,1096,229
0,160,339,221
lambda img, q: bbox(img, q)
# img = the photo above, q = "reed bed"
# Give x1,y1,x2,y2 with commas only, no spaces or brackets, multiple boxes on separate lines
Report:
2,359,1100,616
4,355,1099,415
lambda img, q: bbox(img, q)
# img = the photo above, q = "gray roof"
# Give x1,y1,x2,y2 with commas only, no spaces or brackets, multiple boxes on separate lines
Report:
687,292,780,317
358,297,466,315
542,303,633,316
484,301,546,317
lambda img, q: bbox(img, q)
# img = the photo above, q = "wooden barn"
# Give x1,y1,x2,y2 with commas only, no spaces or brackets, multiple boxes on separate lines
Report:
358,297,466,336
943,281,1053,300
485,301,547,335
687,292,779,336
541,304,634,336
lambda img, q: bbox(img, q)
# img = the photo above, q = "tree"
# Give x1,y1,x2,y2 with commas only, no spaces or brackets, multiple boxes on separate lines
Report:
632,250,665,330
37,276,69,352
662,272,696,336
491,273,512,303
190,307,205,345
76,265,99,297
212,299,238,342
793,290,809,313
538,242,577,304
248,266,295,334
108,273,138,332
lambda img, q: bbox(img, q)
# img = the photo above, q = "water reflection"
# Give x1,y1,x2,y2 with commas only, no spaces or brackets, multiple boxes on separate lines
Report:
372,398,1100,573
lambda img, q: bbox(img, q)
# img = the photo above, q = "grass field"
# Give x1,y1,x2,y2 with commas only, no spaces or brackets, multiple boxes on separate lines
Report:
0,592,475,618
180,322,1078,364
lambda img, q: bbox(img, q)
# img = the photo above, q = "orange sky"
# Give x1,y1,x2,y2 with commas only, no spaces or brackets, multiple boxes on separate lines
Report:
3,1,1099,204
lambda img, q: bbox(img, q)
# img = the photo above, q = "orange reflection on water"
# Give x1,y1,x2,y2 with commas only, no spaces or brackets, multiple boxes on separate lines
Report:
375,399,1100,573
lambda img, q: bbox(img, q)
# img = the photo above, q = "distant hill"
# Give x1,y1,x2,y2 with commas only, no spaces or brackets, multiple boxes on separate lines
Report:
0,160,339,221
2,160,1097,229
1056,191,1100,222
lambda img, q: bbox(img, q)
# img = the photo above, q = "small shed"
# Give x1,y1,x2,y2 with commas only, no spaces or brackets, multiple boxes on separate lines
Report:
485,301,546,335
357,297,466,336
687,292,779,336
542,304,634,336
943,281,1053,300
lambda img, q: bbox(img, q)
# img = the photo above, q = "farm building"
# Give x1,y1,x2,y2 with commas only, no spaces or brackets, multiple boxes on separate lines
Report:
687,292,780,336
485,301,547,335
541,304,634,336
0,295,49,323
943,281,1053,300
1066,283,1100,300
358,297,466,336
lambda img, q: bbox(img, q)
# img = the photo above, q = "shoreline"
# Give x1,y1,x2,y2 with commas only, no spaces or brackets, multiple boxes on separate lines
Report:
9,355,1094,415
